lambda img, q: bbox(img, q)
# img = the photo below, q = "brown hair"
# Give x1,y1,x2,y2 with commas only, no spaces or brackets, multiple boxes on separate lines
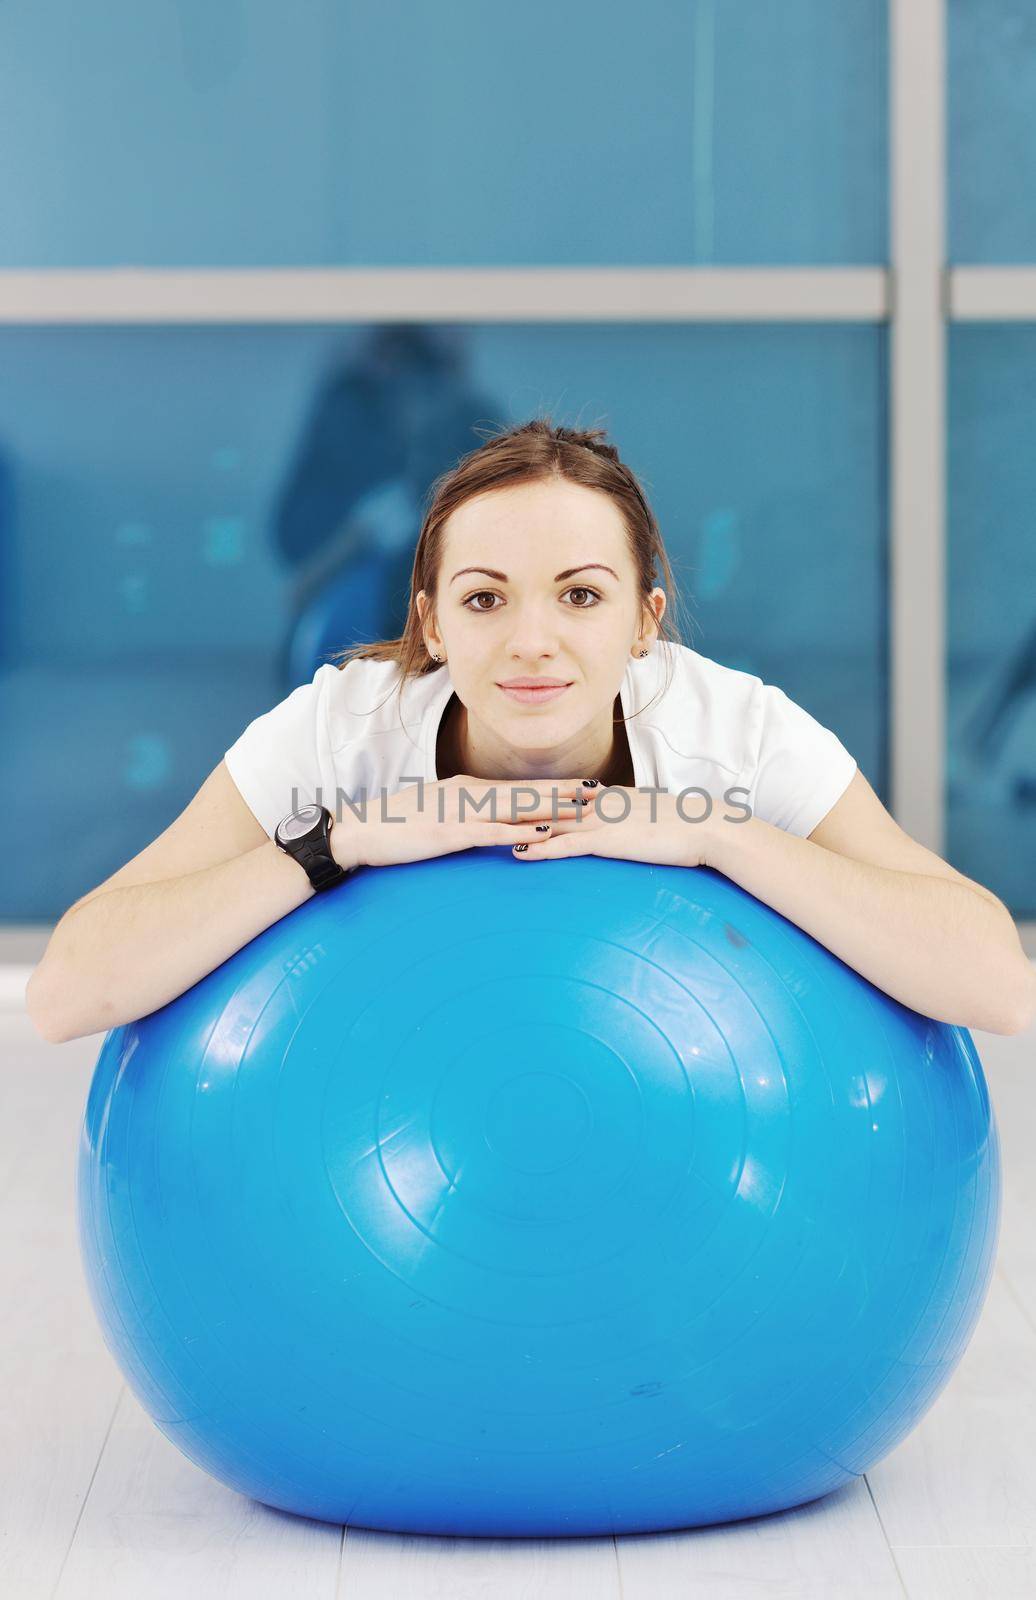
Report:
331,416,690,726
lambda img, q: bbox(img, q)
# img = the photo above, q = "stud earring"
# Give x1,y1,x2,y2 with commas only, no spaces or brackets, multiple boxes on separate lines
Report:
636,648,649,658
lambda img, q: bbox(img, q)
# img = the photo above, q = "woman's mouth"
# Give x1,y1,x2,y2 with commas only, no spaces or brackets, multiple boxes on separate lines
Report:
498,683,572,705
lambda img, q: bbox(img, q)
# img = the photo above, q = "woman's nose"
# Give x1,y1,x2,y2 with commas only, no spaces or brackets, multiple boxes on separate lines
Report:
504,606,562,655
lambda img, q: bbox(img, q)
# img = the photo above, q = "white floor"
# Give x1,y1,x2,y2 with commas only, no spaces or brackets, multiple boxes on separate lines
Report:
2,999,1034,1600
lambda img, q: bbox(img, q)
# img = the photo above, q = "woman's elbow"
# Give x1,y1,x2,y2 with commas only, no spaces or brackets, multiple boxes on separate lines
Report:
25,962,110,1045
982,961,1036,1037
25,966,70,1044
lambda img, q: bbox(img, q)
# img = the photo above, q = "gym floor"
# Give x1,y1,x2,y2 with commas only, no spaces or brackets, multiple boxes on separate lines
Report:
3,988,1034,1600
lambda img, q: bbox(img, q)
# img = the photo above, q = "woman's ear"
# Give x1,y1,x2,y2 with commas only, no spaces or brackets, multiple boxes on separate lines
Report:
416,591,441,656
642,588,666,643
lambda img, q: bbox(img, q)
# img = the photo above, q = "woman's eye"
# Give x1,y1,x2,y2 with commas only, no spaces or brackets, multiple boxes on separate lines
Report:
462,587,602,612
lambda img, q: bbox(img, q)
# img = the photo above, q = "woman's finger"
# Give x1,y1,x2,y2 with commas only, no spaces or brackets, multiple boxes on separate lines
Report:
490,822,553,847
471,797,591,826
512,830,598,860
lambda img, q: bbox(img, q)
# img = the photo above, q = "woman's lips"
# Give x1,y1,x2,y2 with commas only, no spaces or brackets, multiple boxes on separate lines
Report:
498,683,572,705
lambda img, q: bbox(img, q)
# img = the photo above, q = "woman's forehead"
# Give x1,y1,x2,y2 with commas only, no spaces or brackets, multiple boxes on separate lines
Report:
443,482,629,555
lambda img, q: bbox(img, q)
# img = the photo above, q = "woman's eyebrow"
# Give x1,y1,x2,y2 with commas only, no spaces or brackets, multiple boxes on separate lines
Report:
450,563,619,584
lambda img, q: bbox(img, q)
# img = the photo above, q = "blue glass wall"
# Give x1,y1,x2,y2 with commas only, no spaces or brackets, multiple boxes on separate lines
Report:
946,0,1036,915
0,0,886,268
949,0,1036,263
0,0,894,924
948,326,1036,918
0,322,886,921
5,3,1033,924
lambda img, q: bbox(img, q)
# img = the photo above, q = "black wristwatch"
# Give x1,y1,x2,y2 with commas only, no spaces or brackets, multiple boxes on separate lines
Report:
274,804,351,894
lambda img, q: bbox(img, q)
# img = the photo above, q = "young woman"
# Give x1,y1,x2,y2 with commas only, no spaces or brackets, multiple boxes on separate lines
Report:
28,420,1035,1043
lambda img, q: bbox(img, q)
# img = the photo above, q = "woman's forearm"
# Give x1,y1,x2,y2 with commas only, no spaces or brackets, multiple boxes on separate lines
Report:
706,815,1036,1034
26,842,314,1044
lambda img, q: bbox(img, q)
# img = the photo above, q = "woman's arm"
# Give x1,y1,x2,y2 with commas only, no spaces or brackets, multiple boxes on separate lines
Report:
706,770,1036,1035
26,762,315,1043
27,845,319,1043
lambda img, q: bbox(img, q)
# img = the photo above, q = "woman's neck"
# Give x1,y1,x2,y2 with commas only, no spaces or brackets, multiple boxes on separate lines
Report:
436,693,634,787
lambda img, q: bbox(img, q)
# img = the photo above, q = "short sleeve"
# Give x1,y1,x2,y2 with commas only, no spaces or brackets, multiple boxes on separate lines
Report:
223,664,339,838
747,682,858,838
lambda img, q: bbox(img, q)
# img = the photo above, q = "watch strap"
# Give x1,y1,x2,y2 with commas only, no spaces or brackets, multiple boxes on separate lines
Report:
292,838,349,893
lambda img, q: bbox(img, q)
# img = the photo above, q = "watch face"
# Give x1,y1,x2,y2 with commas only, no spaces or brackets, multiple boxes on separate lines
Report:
280,805,323,841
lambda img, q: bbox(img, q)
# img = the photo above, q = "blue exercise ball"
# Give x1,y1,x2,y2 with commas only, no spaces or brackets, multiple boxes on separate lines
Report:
76,850,1001,1537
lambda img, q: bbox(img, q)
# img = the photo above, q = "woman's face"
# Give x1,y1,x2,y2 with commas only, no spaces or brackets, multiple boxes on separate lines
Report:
418,478,665,754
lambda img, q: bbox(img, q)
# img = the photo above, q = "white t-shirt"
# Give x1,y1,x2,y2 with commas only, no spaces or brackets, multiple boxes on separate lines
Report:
223,640,857,841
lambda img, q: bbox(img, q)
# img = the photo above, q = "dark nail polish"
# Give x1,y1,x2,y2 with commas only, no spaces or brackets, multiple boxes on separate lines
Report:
513,843,528,853
581,778,600,788
578,795,591,806
535,824,550,832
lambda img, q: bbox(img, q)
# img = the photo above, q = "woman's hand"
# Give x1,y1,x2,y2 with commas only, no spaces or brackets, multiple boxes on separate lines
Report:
509,783,719,869
330,774,594,870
